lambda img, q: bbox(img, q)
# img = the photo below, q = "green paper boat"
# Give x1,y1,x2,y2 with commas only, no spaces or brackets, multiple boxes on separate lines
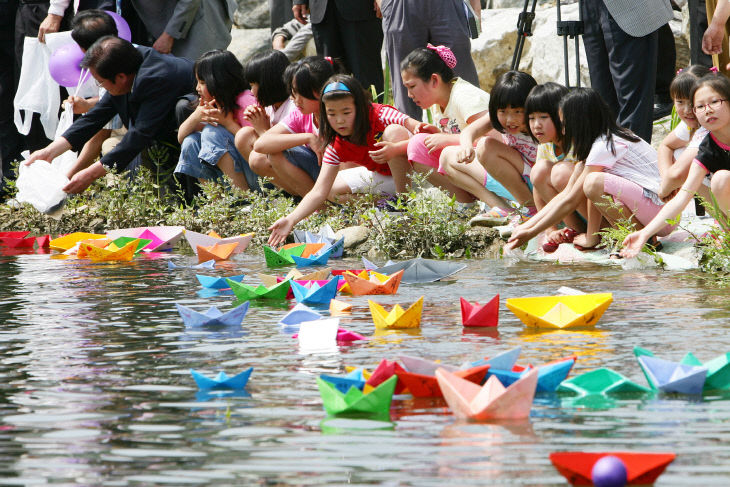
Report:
316,375,397,419
109,236,152,254
264,244,306,268
227,278,291,301
557,368,651,396
636,346,730,391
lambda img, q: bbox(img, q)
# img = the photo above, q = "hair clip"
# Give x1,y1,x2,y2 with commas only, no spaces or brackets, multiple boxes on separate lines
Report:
426,43,457,69
710,66,720,73
676,68,684,74
323,81,350,94
325,56,333,65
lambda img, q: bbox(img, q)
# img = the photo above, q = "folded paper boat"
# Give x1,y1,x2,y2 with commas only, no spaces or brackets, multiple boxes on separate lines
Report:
106,226,185,251
196,274,245,289
368,296,423,329
557,368,651,396
190,367,253,390
279,303,322,327
291,245,334,268
78,239,139,262
342,269,404,296
175,301,249,327
461,295,499,327
227,278,291,301
263,244,305,268
436,367,539,420
549,451,676,486
291,278,340,304
505,293,613,329
316,374,397,418
320,368,366,394
50,232,107,251
396,355,490,398
633,347,707,394
184,230,253,255
197,242,238,263
293,224,345,258
486,356,576,393
375,257,467,284
637,346,730,391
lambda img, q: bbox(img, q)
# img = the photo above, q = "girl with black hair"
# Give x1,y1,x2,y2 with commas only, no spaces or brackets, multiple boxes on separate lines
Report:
522,82,584,252
250,56,343,197
622,74,730,258
451,71,538,226
657,65,712,200
267,74,436,246
507,88,670,253
397,45,513,210
234,50,294,173
175,50,259,191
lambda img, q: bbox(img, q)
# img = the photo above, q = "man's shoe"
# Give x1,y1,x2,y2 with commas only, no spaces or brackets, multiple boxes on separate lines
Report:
653,100,673,120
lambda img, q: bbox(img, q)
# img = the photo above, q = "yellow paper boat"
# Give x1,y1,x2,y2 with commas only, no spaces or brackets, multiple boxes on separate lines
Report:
505,293,613,329
78,239,139,262
50,232,107,251
368,296,424,329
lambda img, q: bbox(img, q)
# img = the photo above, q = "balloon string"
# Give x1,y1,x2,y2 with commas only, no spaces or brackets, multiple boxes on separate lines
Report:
74,68,90,97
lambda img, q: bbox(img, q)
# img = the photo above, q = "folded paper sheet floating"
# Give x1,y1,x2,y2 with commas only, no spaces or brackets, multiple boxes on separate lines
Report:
505,293,613,329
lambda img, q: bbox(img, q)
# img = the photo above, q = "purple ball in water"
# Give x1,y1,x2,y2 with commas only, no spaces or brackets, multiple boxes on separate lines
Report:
105,11,132,42
591,455,628,487
48,42,84,87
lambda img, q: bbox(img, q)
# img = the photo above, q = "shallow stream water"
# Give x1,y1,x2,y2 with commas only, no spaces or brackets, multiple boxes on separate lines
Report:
0,248,729,485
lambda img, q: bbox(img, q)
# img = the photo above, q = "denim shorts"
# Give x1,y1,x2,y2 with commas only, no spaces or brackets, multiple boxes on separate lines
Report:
175,124,260,191
283,146,321,182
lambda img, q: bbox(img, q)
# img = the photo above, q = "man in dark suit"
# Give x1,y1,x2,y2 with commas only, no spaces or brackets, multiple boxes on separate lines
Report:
24,36,195,194
292,0,383,98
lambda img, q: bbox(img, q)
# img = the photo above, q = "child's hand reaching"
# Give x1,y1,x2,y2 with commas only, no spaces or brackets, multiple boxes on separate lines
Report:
244,105,271,135
369,141,398,164
413,122,439,134
424,133,452,154
620,230,649,259
455,143,476,164
268,216,294,247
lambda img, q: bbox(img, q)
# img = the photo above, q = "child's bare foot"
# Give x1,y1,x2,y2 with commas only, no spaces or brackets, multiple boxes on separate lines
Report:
572,233,603,251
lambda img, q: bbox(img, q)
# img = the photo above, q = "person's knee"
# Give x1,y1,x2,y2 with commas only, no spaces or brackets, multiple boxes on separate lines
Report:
530,160,551,187
583,172,604,200
711,170,730,197
234,126,256,153
382,124,409,142
248,151,270,175
476,137,498,168
551,163,572,191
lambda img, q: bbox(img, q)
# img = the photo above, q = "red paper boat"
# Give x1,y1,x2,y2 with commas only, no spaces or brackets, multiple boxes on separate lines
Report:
397,363,490,398
549,452,676,485
0,236,36,248
35,235,51,248
461,295,499,327
366,359,408,394
0,231,30,239
331,269,367,276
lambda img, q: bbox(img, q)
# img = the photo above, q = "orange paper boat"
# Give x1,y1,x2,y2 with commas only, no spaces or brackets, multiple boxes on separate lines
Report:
396,358,490,398
461,295,499,327
78,239,138,262
435,367,538,420
549,451,676,485
343,269,403,296
282,242,326,259
329,299,352,316
197,242,238,263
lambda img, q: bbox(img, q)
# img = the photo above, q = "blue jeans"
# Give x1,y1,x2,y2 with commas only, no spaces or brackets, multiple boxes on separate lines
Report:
283,146,321,182
175,124,260,192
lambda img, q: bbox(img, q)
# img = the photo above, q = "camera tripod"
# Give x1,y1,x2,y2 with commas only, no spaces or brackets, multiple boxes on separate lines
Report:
510,0,584,88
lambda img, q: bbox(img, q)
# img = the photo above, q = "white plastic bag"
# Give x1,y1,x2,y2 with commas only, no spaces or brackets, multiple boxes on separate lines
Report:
51,103,78,176
14,37,59,139
16,160,69,214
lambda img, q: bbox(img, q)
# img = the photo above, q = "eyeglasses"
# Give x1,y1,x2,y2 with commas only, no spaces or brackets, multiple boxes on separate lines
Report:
693,98,726,114
94,78,104,88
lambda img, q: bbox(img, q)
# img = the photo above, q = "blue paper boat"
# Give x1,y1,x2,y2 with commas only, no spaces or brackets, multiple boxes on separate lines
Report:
290,277,339,304
168,259,216,270
485,357,576,393
636,355,707,395
293,224,345,259
320,369,366,394
175,301,250,327
291,245,334,268
467,346,522,371
279,303,323,329
196,274,244,289
190,367,253,390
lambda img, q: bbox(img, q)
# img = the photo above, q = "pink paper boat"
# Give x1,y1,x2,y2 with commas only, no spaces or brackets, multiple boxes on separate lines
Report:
336,328,368,342
106,226,185,251
184,230,253,255
35,235,51,248
435,367,538,420
461,295,499,327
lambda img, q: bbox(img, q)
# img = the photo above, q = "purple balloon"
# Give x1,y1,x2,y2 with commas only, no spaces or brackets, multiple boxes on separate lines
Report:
49,42,85,87
105,10,132,42
591,455,628,487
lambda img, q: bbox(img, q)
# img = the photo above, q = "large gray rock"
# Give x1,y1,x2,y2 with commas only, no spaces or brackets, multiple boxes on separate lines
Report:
335,225,370,249
228,27,271,65
235,0,270,29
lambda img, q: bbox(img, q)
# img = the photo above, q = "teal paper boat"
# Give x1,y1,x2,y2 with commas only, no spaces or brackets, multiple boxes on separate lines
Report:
190,367,253,390
636,346,727,391
557,368,651,396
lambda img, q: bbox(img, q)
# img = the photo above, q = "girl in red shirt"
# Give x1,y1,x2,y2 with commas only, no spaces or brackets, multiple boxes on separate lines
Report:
268,74,436,246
